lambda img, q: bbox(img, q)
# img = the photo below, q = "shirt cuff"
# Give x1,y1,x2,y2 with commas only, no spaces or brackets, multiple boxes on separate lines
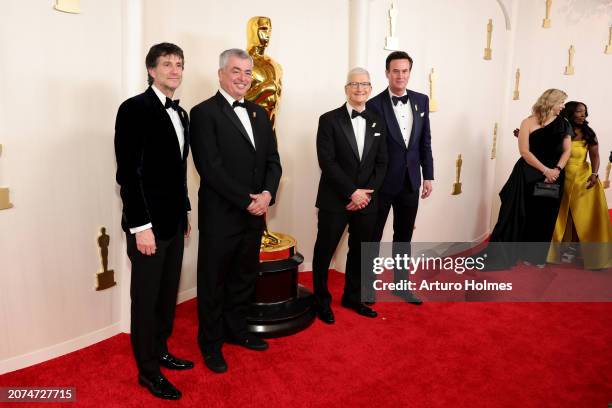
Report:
129,223,153,234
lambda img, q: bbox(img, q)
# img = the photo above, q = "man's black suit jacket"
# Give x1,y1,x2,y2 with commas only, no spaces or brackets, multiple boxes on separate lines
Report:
189,92,282,236
115,86,191,240
366,88,433,195
315,105,388,213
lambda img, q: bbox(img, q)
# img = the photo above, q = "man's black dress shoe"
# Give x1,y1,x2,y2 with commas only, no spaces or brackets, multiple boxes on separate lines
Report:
159,352,194,370
138,373,181,400
203,350,228,373
227,333,269,351
316,307,335,324
341,300,378,318
393,290,423,305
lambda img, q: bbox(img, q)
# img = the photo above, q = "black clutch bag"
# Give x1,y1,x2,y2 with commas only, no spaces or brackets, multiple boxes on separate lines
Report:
533,182,560,199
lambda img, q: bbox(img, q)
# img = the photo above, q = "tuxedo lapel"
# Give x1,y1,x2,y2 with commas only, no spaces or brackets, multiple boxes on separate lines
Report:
381,90,406,148
216,92,255,151
337,107,360,161
362,116,375,162
145,87,183,159
406,91,419,149
178,107,190,161
246,105,261,151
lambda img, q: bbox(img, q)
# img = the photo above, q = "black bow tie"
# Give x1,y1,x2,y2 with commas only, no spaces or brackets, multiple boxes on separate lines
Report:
351,110,367,119
391,94,409,106
164,97,180,110
232,100,247,109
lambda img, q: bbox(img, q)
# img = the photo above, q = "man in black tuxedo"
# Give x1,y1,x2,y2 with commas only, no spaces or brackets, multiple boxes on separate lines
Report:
312,68,388,323
366,51,434,304
190,48,282,373
115,43,193,400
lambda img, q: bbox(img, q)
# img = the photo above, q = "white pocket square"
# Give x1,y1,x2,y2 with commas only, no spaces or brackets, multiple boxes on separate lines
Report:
420,112,425,117
374,132,381,136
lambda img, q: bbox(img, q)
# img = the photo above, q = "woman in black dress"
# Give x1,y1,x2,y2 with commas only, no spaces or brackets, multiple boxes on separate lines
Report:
486,89,572,269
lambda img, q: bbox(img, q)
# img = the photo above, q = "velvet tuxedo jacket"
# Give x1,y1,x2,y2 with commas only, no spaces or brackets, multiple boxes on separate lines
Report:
366,88,434,195
315,104,388,213
114,86,191,240
189,91,282,236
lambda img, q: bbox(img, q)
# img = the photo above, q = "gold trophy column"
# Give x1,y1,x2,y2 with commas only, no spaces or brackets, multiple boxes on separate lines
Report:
452,154,463,195
245,16,291,253
96,227,117,290
0,144,13,210
484,19,493,60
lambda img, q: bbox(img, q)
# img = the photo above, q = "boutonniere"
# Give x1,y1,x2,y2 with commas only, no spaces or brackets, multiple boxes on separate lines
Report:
415,104,418,111
372,122,376,128
252,111,256,118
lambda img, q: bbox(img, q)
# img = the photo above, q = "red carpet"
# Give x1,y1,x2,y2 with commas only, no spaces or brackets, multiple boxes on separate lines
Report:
1,271,612,407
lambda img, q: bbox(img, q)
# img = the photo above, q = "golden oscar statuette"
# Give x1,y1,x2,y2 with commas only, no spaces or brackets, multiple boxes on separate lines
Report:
513,68,520,100
605,26,612,54
96,227,116,291
542,0,552,28
603,161,611,189
484,19,493,60
244,16,313,337
564,45,575,75
491,123,498,160
0,144,14,210
452,154,463,195
53,0,80,14
429,68,438,112
245,16,297,259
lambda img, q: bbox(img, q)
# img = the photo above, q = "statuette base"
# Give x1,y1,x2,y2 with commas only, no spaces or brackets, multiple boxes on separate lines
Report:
452,183,462,195
96,270,116,291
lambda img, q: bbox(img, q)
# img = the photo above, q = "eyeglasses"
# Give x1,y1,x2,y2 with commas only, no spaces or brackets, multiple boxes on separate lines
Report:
346,82,371,88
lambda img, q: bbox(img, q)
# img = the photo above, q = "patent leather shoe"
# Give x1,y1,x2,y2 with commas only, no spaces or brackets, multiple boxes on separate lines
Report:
138,373,181,400
159,352,194,370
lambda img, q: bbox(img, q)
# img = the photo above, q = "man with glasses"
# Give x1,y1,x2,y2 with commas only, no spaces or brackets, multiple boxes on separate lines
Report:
312,68,388,323
366,51,434,304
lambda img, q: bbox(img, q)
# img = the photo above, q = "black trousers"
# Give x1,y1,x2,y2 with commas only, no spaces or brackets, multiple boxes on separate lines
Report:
127,225,184,377
312,209,377,308
197,226,262,353
372,182,420,283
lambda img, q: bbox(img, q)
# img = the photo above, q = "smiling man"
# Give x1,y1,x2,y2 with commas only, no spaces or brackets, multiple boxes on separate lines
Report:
190,48,281,374
366,51,434,305
312,67,388,323
115,43,193,400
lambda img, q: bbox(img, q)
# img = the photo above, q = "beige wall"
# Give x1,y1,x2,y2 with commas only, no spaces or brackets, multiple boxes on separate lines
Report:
1,0,610,372
0,1,123,370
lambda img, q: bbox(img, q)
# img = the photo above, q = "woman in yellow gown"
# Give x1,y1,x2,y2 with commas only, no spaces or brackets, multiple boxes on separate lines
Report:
548,101,612,269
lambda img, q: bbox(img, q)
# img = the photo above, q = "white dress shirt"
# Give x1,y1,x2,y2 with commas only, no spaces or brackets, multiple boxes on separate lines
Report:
152,85,185,156
219,88,256,149
130,85,186,234
346,103,366,160
389,89,413,148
